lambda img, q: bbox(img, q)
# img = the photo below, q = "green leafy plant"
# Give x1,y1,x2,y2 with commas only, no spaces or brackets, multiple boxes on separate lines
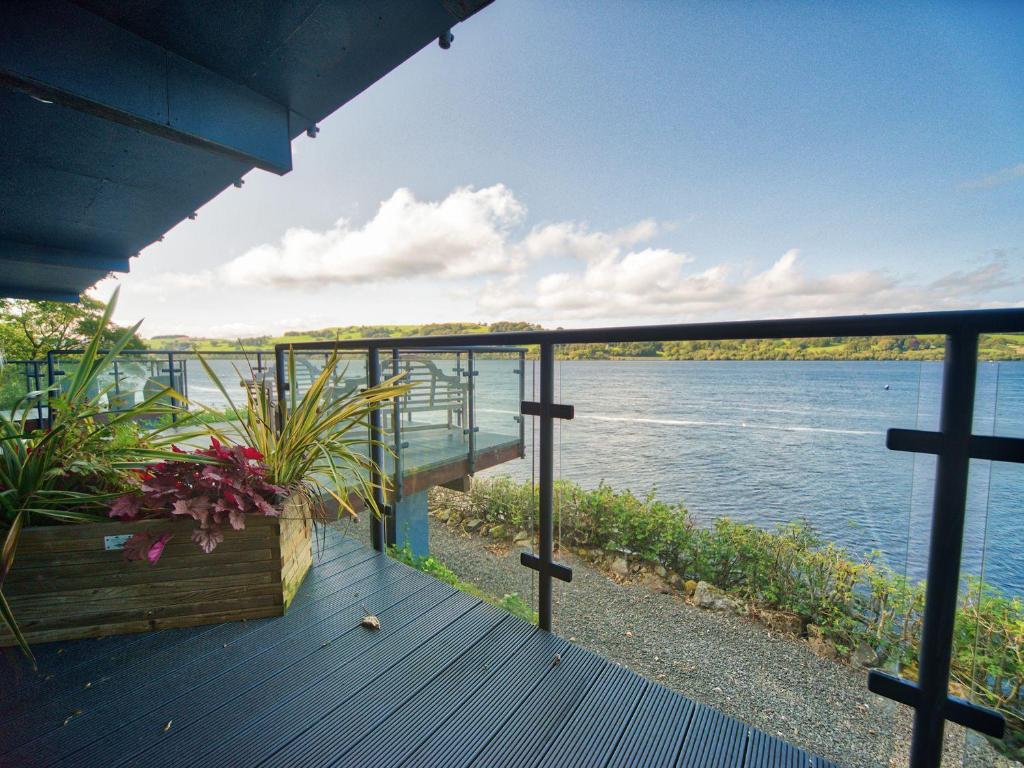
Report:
388,543,535,624
196,349,410,525
0,289,206,665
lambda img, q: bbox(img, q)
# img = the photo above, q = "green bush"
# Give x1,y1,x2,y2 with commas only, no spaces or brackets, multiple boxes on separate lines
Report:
388,544,535,624
454,476,1024,735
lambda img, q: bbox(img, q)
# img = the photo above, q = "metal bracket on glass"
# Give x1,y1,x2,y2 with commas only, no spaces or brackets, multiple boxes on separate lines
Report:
868,670,1005,738
887,428,1024,464
520,552,573,583
521,401,575,420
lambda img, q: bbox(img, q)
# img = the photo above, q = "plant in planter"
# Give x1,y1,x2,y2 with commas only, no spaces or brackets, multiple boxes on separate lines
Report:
107,439,285,562
195,348,409,540
0,289,206,664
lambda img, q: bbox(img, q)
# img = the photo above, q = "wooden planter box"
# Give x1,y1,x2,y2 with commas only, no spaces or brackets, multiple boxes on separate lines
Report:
0,497,312,647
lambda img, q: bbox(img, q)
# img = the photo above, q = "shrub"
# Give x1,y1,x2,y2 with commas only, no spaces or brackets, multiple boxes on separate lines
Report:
389,543,535,624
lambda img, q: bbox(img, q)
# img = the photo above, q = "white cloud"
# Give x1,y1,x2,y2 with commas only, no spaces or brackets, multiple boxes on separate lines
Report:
481,247,1022,324
109,184,1021,335
219,185,526,287
960,162,1024,191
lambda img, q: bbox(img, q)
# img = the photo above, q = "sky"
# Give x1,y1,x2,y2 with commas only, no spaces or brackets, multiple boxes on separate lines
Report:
94,0,1024,338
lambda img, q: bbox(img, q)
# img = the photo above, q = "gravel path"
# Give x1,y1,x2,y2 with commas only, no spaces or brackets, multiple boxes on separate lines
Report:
344,513,1011,767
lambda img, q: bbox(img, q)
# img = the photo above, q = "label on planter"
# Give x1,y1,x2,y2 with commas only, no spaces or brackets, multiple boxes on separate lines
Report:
104,534,133,551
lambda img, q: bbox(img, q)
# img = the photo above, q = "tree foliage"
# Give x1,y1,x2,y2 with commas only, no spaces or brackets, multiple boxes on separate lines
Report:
0,295,146,361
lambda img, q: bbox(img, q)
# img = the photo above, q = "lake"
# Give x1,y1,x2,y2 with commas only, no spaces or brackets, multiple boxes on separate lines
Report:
186,355,1024,596
476,359,1024,597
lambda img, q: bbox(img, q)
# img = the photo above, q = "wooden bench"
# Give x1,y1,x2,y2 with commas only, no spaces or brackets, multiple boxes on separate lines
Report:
258,356,468,437
383,357,467,434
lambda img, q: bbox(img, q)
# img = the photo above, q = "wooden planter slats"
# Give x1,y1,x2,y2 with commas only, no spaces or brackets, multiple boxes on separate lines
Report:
0,496,312,647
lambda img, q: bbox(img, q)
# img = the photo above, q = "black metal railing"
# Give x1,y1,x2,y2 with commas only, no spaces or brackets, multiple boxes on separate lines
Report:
276,307,1024,768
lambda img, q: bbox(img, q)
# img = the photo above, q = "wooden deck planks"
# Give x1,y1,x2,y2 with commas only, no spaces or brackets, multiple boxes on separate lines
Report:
0,528,842,768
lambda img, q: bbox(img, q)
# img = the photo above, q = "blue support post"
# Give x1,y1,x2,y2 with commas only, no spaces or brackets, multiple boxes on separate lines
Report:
390,490,429,558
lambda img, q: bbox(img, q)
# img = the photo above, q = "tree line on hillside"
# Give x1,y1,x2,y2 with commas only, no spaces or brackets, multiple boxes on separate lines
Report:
2,298,1019,361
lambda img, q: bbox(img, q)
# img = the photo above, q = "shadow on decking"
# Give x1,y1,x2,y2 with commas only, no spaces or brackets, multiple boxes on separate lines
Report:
0,527,839,768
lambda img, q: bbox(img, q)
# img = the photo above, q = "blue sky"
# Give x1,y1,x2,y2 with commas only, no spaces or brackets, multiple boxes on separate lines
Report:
97,0,1023,337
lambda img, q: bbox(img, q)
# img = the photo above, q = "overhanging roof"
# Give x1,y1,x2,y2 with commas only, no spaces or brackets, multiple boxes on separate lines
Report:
0,0,492,301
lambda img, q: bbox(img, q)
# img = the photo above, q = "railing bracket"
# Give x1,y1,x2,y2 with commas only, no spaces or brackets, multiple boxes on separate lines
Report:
521,401,574,420
520,552,573,583
868,671,1005,738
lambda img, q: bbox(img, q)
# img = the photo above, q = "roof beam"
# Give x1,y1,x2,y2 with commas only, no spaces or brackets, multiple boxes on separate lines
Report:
0,240,131,273
0,0,292,175
0,284,81,303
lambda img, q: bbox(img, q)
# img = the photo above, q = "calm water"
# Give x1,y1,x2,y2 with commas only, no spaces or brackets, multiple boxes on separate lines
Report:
476,359,1024,596
179,355,1023,595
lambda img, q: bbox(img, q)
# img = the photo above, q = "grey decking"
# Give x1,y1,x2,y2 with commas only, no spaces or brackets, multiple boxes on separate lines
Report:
0,528,839,768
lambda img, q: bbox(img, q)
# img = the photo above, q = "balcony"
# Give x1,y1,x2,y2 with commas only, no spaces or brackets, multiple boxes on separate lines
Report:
2,308,1023,768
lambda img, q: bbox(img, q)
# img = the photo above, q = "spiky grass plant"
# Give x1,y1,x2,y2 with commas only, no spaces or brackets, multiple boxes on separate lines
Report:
0,289,210,665
196,350,410,526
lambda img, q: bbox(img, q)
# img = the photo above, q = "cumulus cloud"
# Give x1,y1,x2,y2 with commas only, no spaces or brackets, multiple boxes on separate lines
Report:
481,247,1021,323
118,183,1020,331
220,185,526,287
960,162,1024,191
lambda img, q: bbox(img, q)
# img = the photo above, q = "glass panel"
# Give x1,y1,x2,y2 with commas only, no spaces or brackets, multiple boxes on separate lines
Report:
959,360,1024,766
0,360,33,414
497,343,937,765
385,349,468,479
470,349,525,459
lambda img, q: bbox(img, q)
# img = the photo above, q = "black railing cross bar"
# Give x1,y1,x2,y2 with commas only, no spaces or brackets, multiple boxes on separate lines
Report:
520,552,573,583
887,428,1024,464
521,401,575,420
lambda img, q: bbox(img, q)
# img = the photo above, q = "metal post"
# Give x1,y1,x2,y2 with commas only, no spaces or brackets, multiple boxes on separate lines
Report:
46,350,56,427
537,342,555,631
181,354,189,403
909,332,978,768
455,352,463,428
368,347,386,552
166,352,177,423
466,350,477,474
113,360,121,394
273,346,288,432
33,361,43,425
518,349,526,458
391,348,404,505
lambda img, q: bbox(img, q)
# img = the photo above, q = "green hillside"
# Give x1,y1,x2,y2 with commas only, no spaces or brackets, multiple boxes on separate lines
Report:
145,325,1024,361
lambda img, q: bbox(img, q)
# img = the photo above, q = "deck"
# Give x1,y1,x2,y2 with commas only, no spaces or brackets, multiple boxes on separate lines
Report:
0,527,839,768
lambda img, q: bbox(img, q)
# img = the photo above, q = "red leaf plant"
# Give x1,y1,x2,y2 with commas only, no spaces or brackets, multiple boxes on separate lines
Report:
109,439,285,563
